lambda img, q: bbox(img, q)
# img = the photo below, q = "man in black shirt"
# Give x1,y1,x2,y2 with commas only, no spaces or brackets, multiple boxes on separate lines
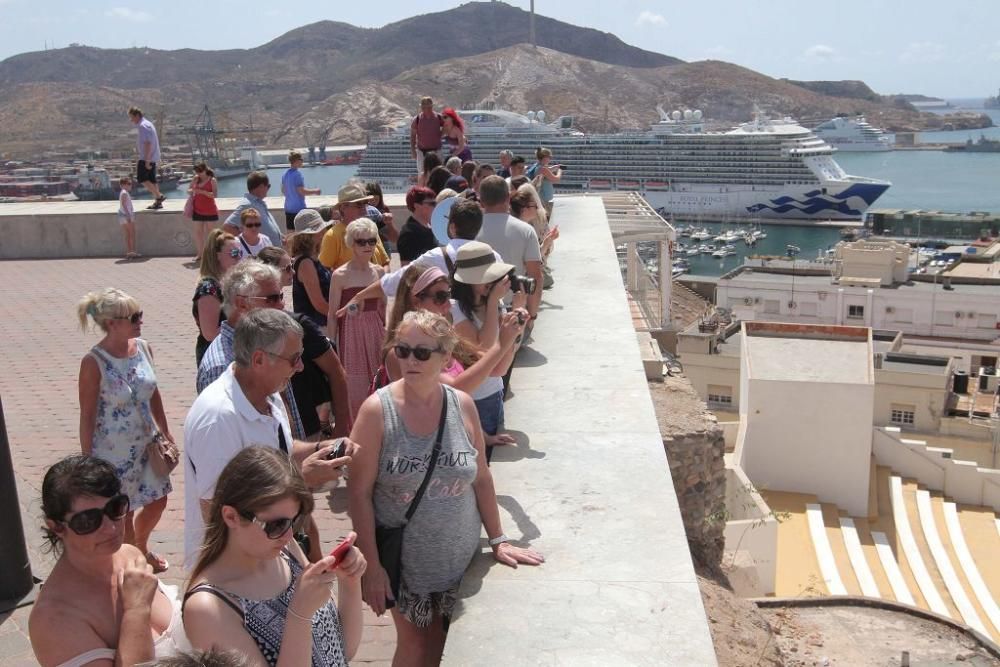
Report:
397,186,441,265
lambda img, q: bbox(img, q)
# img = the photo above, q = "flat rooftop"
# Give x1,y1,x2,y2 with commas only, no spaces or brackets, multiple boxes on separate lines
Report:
745,325,871,384
725,268,1000,294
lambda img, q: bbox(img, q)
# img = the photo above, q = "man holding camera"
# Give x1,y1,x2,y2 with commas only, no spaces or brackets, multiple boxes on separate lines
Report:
476,175,543,322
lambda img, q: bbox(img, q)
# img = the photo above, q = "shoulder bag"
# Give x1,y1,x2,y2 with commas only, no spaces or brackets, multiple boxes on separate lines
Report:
375,386,448,603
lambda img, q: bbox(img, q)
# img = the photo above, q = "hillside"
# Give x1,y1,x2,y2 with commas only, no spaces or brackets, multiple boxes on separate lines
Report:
0,2,988,157
273,47,956,147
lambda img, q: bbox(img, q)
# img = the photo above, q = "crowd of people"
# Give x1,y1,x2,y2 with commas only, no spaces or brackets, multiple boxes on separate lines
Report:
26,98,562,666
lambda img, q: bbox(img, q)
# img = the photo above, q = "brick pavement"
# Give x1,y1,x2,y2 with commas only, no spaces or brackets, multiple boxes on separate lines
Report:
0,257,394,665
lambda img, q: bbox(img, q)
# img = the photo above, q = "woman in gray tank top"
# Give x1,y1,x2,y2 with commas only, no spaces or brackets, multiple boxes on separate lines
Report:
348,311,544,665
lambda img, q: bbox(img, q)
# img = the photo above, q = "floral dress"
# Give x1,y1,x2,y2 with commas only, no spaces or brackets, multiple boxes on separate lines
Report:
88,340,171,509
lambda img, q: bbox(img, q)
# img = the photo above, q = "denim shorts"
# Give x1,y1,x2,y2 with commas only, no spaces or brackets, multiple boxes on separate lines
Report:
474,390,504,435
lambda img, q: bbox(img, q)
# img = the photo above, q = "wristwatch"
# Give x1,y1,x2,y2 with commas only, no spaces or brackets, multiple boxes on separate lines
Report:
488,534,510,547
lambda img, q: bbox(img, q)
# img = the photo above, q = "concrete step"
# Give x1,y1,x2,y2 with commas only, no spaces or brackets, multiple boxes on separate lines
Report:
819,503,860,595
841,516,892,599
900,479,959,619
758,490,826,597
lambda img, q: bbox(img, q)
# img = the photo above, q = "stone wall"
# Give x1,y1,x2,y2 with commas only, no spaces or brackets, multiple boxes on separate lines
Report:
649,377,727,570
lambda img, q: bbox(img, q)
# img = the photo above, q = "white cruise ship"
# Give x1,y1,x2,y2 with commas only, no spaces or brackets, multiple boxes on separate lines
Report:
358,108,891,221
812,116,893,152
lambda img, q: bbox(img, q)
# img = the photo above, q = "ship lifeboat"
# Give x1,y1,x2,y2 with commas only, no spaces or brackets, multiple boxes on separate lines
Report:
645,180,670,190
588,179,612,189
617,180,640,189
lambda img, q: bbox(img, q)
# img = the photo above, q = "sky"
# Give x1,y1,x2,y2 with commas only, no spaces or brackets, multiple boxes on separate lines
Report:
1,0,998,99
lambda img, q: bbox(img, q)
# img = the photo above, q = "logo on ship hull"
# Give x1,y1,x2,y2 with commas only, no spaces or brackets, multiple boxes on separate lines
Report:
746,183,889,217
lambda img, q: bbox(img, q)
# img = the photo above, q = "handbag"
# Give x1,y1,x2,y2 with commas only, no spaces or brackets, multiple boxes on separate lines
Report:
147,432,179,477
183,194,194,220
375,387,448,601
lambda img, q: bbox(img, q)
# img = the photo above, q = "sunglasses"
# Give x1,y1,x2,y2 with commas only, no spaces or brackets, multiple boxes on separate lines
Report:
115,311,143,324
393,343,444,361
279,264,294,274
239,509,302,539
266,350,303,366
62,494,130,535
417,200,436,207
245,292,284,304
243,223,262,228
228,247,243,258
354,238,378,247
417,289,451,305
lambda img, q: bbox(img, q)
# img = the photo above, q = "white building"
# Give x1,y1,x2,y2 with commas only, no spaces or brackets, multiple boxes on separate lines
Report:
717,239,1000,341
734,322,874,516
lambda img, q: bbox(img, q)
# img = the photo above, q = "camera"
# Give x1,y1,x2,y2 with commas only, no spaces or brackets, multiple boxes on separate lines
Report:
516,311,526,325
507,269,537,295
325,438,349,460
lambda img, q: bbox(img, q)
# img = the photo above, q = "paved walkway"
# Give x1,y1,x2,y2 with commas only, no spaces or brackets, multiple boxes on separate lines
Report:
0,256,393,665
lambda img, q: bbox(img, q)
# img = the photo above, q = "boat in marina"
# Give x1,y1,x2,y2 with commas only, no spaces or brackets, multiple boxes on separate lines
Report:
358,107,891,221
712,245,737,258
811,116,893,152
714,229,742,243
689,228,713,241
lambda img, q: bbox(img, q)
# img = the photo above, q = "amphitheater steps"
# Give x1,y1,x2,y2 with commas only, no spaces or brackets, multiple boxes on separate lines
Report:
757,490,827,597
820,504,861,595
871,468,927,609
840,516,893,599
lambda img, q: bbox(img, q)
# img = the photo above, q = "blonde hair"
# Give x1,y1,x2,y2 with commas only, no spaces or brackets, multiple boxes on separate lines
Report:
394,310,458,354
515,182,548,236
77,288,140,332
200,228,237,281
345,218,378,247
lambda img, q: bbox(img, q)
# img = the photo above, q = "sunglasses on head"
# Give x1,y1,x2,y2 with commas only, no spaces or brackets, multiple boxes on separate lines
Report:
393,343,444,361
244,292,284,305
62,494,130,535
115,311,143,325
243,223,262,228
239,509,302,539
417,289,451,305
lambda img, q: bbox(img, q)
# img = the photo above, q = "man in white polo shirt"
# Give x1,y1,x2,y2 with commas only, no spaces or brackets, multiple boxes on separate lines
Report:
183,308,350,567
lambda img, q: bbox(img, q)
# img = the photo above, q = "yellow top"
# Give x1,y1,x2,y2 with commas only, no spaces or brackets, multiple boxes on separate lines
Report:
318,222,390,269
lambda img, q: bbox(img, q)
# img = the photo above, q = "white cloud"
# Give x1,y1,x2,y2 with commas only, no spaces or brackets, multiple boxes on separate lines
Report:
635,11,666,28
803,44,838,62
105,7,152,22
898,41,945,64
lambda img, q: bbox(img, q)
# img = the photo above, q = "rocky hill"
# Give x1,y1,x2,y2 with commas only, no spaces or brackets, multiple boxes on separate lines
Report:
0,1,989,157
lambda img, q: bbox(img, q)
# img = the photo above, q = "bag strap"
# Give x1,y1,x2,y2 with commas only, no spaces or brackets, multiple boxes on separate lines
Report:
403,387,449,524
442,246,456,277
239,236,254,257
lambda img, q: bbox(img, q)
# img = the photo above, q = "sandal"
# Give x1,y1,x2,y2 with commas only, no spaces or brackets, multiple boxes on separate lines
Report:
145,551,169,573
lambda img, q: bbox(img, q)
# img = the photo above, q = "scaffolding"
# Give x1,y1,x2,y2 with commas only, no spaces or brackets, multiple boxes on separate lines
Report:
603,192,676,332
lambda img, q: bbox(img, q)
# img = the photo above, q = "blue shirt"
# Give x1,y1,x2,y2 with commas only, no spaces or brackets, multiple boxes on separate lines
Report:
197,321,306,439
136,118,161,163
225,193,283,246
281,168,306,214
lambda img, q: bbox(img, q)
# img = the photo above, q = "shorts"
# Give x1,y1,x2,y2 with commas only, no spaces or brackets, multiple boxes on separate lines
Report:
285,211,298,231
396,578,460,628
117,214,132,226
136,160,157,184
474,390,504,464
191,212,219,222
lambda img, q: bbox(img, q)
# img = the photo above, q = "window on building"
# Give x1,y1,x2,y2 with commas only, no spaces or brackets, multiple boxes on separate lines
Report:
847,305,864,319
890,404,916,427
764,299,780,314
707,384,733,409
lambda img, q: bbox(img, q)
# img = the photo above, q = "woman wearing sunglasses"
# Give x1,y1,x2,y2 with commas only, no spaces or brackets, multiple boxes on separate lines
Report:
183,446,365,667
236,208,273,259
29,455,191,666
328,218,387,426
379,264,524,405
349,310,543,665
78,287,173,573
193,228,242,367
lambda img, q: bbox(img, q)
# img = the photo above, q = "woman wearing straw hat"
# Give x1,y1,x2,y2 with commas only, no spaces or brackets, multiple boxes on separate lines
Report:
289,209,334,331
450,241,529,463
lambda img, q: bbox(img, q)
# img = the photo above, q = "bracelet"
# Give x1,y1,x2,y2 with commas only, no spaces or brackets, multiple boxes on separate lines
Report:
286,606,313,624
488,534,510,547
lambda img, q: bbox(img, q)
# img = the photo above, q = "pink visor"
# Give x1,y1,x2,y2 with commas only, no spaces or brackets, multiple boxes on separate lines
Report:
413,266,449,296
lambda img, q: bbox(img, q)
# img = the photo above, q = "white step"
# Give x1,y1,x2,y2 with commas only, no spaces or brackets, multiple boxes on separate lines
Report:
889,476,950,617
942,502,1000,636
839,518,881,598
806,503,847,595
871,530,916,606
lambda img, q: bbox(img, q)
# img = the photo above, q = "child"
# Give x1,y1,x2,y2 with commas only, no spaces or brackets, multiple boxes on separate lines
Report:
117,177,139,259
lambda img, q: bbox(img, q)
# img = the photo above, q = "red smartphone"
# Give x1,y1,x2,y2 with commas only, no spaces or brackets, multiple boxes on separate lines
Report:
329,538,352,567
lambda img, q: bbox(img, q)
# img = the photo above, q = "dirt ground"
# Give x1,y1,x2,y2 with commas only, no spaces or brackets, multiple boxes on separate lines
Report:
697,565,784,666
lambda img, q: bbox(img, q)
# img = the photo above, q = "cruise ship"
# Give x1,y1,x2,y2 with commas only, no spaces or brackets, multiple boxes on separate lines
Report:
811,115,893,152
357,108,891,221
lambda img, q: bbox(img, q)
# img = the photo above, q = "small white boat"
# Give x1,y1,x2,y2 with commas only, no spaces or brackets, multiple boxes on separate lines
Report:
685,246,701,256
712,246,737,258
690,228,713,241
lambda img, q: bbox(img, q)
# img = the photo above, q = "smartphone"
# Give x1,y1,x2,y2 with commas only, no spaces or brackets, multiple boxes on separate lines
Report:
325,438,349,460
330,537,352,567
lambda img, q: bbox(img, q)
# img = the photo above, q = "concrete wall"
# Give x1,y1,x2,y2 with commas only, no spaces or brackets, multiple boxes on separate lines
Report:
873,427,1000,511
872,372,949,433
742,378,874,517
723,463,777,596
0,195,410,259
